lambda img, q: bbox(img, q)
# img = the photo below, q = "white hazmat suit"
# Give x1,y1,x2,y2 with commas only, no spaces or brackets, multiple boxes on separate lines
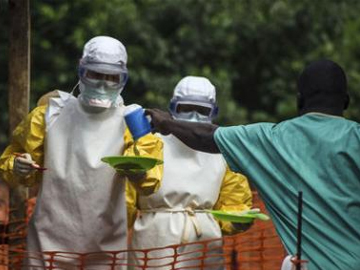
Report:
127,76,252,269
0,36,162,270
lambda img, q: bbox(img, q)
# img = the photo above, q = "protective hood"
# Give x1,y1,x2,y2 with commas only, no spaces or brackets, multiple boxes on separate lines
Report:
80,36,128,74
172,76,216,101
170,76,218,122
78,36,128,109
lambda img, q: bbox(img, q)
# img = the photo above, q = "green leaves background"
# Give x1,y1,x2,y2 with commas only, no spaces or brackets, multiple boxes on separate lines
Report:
1,0,360,150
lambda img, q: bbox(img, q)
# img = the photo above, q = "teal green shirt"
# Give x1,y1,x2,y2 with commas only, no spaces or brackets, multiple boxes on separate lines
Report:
214,113,360,270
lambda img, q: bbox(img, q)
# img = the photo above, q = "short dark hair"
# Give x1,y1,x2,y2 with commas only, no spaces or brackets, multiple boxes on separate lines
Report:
297,60,348,113
298,59,347,97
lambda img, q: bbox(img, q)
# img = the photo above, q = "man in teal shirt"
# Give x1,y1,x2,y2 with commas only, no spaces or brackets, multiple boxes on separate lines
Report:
146,60,360,270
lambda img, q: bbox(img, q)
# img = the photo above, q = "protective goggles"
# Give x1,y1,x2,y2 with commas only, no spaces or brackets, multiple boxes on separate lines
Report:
79,62,128,89
169,95,218,119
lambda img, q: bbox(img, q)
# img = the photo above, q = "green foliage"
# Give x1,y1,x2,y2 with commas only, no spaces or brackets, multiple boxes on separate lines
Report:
1,0,360,150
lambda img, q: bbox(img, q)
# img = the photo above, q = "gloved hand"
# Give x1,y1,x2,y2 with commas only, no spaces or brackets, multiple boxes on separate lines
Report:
14,153,36,177
232,220,253,232
231,208,260,232
120,170,147,182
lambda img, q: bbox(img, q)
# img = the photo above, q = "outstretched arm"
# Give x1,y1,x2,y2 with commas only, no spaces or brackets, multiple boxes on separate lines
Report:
146,108,220,153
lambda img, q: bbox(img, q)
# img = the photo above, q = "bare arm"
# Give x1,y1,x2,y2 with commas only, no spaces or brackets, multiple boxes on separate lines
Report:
146,108,220,153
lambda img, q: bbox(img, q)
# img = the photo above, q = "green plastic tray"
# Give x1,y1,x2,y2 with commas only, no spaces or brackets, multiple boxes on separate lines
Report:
101,156,163,174
208,210,270,223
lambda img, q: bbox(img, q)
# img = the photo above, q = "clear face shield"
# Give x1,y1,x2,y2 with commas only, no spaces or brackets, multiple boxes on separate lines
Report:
78,61,128,108
169,95,218,123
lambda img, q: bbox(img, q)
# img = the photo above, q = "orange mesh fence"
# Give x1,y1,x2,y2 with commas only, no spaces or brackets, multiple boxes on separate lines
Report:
0,192,286,269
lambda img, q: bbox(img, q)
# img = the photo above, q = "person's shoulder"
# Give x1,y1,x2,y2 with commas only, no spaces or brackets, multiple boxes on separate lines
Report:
240,121,277,132
215,122,276,140
29,104,48,118
341,117,360,135
342,117,360,127
218,121,276,131
46,90,77,114
298,113,360,127
37,90,61,106
270,116,296,128
16,105,48,131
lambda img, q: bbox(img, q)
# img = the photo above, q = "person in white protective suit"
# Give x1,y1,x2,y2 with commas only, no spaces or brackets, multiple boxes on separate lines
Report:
126,76,253,269
0,36,162,270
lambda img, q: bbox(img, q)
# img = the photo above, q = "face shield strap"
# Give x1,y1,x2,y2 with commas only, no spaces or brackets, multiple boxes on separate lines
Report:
79,58,127,73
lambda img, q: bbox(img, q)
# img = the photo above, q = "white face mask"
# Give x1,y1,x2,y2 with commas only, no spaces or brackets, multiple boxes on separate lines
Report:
79,81,122,108
173,111,212,123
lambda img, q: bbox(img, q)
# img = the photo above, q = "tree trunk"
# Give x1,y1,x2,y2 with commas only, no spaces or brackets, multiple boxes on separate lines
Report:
8,0,31,258
9,0,30,129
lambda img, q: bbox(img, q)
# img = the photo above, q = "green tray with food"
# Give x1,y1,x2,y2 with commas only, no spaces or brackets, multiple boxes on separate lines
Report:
101,156,163,174
208,208,270,223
